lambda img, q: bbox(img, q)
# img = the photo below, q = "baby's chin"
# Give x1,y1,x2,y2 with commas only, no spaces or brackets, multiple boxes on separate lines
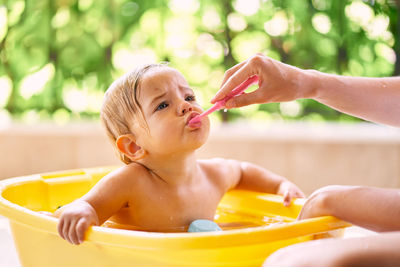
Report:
190,137,208,150
165,135,209,154
180,134,209,151
191,124,210,147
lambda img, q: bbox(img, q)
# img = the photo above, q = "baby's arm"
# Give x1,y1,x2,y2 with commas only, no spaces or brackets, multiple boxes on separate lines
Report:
299,185,400,231
55,166,137,244
263,232,400,267
229,160,305,206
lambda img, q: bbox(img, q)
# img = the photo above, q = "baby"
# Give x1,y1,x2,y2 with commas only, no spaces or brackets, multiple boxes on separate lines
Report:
55,63,305,245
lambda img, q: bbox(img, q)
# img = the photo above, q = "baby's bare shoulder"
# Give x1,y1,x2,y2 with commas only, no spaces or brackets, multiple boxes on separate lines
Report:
100,163,152,189
198,158,242,188
198,158,240,173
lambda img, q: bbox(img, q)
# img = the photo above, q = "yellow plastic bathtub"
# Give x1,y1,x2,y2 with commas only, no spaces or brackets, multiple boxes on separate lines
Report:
0,166,350,267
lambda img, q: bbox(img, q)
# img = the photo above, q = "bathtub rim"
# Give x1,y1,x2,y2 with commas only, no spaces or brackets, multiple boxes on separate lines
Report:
0,171,351,250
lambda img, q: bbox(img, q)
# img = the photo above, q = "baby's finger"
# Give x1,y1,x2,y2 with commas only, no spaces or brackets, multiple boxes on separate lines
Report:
283,190,291,206
62,219,72,243
76,218,90,244
68,219,80,245
58,218,65,239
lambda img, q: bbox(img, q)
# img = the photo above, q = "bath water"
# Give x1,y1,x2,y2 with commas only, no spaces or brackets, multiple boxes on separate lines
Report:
102,207,289,233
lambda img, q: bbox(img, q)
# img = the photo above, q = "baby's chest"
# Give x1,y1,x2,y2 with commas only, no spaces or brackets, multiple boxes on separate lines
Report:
127,187,224,231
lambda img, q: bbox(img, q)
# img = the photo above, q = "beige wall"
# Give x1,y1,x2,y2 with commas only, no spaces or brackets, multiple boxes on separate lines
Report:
1,122,399,195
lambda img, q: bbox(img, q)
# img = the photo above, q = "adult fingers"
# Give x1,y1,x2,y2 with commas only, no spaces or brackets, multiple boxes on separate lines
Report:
297,207,307,220
211,61,258,103
297,199,312,220
220,60,248,88
214,53,265,104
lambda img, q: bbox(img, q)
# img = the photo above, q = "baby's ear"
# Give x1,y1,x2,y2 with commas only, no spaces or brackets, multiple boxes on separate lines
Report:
116,134,146,161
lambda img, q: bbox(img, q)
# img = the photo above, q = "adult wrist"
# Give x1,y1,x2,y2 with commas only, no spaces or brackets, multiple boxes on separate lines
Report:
301,69,321,100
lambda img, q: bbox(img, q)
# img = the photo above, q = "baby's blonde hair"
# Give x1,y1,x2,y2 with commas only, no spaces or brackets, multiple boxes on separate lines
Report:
100,63,166,164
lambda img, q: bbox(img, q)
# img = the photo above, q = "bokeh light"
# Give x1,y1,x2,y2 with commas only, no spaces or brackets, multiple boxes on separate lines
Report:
264,11,288,37
312,13,331,34
112,48,157,73
51,7,71,28
345,1,374,28
280,101,302,117
20,64,55,100
169,0,199,14
202,9,221,30
231,32,270,62
227,13,247,32
233,0,260,16
0,0,398,124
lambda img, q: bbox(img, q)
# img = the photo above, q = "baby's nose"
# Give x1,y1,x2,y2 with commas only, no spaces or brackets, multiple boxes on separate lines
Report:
180,102,193,115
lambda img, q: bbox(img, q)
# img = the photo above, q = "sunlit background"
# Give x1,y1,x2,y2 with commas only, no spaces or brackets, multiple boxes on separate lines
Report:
0,0,399,127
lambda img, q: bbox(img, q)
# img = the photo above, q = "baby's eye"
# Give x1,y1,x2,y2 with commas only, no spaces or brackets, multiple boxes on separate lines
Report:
156,102,169,111
185,95,196,102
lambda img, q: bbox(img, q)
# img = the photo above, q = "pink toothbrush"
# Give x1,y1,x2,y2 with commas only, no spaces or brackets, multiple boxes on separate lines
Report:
189,75,259,124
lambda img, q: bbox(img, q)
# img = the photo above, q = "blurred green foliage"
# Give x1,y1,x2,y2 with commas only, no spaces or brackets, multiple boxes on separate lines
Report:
0,0,399,124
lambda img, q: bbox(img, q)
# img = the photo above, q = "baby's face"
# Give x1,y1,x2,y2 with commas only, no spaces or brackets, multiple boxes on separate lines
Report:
135,67,210,155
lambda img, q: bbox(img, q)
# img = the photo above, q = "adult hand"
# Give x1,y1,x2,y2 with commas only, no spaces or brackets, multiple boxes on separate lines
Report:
297,185,346,220
211,54,314,108
263,238,345,267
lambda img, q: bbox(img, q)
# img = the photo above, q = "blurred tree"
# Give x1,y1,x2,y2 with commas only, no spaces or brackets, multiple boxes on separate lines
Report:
0,0,398,124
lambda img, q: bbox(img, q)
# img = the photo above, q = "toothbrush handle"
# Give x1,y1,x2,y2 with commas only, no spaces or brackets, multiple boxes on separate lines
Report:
192,102,223,122
200,102,224,117
190,75,259,123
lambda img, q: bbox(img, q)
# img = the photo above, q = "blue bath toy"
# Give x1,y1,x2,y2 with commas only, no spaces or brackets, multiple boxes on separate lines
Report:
188,219,222,232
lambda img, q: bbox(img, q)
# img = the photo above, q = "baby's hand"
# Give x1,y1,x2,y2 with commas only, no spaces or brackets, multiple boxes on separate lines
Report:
57,200,99,245
277,181,305,206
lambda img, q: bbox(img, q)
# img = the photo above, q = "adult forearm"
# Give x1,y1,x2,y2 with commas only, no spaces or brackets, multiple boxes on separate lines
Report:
263,232,400,267
216,54,400,127
302,186,400,232
308,70,400,126
339,232,400,267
